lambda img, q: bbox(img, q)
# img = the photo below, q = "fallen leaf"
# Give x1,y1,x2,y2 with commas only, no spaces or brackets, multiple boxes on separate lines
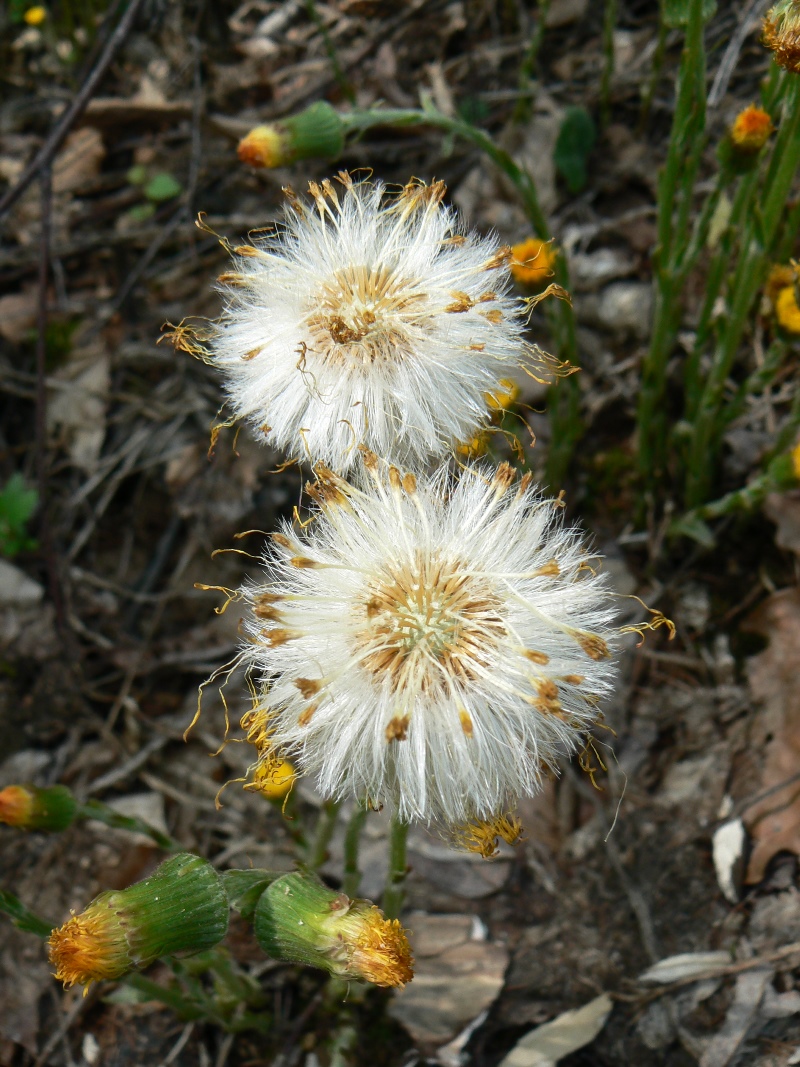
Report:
0,288,37,343
638,952,732,985
712,819,747,904
764,491,800,557
47,342,110,472
497,993,613,1067
698,969,771,1067
741,589,800,883
389,912,508,1051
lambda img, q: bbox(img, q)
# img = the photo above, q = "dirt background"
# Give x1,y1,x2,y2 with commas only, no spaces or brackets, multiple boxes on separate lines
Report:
3,1,800,1065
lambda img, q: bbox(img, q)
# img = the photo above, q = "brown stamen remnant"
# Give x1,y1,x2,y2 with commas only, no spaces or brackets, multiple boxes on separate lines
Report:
575,632,611,661
304,263,430,366
459,710,474,736
354,551,506,694
385,715,410,742
525,650,550,665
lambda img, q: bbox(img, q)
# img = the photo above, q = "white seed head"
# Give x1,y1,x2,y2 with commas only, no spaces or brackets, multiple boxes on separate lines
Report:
238,457,618,827
204,174,544,472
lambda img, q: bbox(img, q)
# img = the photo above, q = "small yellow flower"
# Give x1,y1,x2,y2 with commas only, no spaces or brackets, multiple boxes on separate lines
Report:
23,5,47,25
730,105,774,152
510,238,558,288
776,285,800,333
455,813,523,859
485,377,520,412
250,759,297,799
456,431,489,458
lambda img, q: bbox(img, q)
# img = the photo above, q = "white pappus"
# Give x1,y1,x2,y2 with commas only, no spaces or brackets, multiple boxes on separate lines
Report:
237,453,619,829
198,173,548,472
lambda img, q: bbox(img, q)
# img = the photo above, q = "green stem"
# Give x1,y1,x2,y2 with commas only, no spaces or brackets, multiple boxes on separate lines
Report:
685,78,800,507
513,0,551,124
342,802,369,898
78,799,179,851
637,0,707,485
723,339,788,428
307,799,340,870
381,816,409,919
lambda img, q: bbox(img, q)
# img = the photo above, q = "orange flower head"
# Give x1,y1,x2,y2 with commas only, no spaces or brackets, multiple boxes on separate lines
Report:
238,126,288,169
0,786,34,828
731,106,774,152
48,904,130,989
347,909,415,988
764,1,800,72
510,238,558,288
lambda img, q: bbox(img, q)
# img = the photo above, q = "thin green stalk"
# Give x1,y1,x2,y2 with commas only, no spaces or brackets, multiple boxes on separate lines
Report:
381,816,409,920
723,339,788,428
685,77,800,506
600,0,618,127
342,802,369,898
637,0,707,484
78,798,179,851
307,799,340,870
513,0,551,124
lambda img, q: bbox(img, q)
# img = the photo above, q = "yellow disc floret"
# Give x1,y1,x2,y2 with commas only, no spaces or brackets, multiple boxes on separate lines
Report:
48,905,130,989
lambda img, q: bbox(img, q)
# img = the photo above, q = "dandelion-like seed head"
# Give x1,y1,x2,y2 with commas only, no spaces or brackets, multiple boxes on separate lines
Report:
237,455,617,827
176,173,548,472
764,0,800,71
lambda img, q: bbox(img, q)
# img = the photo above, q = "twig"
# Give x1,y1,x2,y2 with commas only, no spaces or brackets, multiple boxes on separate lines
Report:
0,0,146,218
707,0,770,108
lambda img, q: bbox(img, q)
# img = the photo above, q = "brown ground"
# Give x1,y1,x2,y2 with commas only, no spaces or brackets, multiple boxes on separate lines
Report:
2,2,800,1065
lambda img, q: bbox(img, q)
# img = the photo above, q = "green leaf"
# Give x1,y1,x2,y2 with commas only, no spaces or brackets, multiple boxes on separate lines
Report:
0,889,54,938
669,512,716,547
144,173,182,203
126,164,148,187
0,473,38,558
662,0,717,28
553,107,597,194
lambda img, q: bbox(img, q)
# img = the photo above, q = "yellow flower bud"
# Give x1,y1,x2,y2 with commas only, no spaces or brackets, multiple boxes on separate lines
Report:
238,102,345,170
730,105,774,152
49,854,229,989
776,285,800,333
510,237,558,289
0,784,76,831
254,872,413,987
23,6,47,25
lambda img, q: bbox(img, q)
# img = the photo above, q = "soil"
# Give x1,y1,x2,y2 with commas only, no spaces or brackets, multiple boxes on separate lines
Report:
2,2,800,1066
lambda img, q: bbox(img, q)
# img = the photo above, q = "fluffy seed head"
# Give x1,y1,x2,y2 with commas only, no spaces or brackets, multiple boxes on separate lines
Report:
764,1,800,71
181,173,548,472
235,456,618,827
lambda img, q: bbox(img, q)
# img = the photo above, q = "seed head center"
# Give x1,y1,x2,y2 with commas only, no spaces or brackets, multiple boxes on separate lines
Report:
305,264,428,365
356,556,505,690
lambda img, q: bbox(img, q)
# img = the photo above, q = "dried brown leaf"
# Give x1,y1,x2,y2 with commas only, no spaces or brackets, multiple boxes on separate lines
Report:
742,589,800,883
